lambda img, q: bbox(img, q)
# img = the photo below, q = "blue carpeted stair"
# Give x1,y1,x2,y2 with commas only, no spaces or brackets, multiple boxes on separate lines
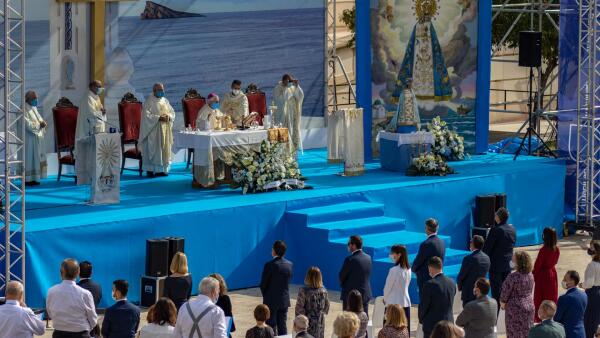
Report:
286,201,471,304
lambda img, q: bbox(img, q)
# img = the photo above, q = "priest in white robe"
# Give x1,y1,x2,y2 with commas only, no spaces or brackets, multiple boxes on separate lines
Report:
196,93,224,130
273,74,304,153
194,93,225,187
221,80,249,127
139,83,176,177
24,90,47,185
75,80,106,143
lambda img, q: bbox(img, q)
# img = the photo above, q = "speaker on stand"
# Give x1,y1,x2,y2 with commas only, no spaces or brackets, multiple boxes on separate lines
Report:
495,193,507,211
165,237,185,275
473,195,497,239
145,238,169,277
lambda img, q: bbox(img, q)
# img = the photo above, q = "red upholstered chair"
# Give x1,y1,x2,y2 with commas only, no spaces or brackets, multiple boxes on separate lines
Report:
118,93,143,176
246,91,267,125
182,89,206,168
52,98,78,182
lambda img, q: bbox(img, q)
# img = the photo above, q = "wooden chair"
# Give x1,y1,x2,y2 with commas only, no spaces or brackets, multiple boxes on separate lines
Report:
246,90,267,125
181,89,206,169
118,93,143,176
52,98,78,182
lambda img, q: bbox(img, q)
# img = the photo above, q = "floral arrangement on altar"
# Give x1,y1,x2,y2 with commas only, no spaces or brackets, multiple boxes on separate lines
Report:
426,116,466,161
226,140,306,194
406,153,455,176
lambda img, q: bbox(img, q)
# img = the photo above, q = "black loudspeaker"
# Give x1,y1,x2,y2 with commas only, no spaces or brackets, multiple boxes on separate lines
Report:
140,276,166,307
145,239,169,277
166,237,185,274
475,195,497,228
495,193,507,211
519,31,542,67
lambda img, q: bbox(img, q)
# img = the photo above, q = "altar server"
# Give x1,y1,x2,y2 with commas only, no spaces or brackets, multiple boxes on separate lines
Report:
221,80,249,126
24,90,47,186
139,83,175,177
75,80,106,142
273,74,304,153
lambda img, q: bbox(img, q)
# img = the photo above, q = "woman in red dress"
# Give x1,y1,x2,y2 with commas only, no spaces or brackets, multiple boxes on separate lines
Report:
532,227,560,322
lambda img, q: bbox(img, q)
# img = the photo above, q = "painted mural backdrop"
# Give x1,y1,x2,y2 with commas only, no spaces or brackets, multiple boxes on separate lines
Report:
370,0,478,156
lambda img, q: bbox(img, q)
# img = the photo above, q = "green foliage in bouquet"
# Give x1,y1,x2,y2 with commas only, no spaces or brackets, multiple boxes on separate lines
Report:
426,116,466,161
406,153,455,176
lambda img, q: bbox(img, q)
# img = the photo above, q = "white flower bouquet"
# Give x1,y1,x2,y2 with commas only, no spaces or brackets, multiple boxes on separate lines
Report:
406,153,455,176
426,116,466,161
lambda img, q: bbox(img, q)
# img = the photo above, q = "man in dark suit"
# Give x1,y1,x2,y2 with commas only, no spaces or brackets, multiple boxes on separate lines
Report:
339,235,372,314
412,218,446,293
457,235,491,306
555,270,588,338
455,278,498,338
418,256,457,338
482,207,516,307
293,315,315,338
101,280,140,338
260,240,293,335
77,261,102,308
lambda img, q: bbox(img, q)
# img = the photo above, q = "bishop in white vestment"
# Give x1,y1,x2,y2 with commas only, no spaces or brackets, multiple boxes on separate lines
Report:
75,80,106,143
273,74,304,153
24,91,47,185
221,80,249,127
139,83,176,176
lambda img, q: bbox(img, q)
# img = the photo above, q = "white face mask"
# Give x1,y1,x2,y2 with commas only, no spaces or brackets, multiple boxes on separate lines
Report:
473,288,479,297
509,260,516,270
232,89,241,96
561,280,569,290
389,254,395,263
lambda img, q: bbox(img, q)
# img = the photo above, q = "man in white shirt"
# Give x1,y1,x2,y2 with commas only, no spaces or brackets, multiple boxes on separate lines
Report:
173,276,227,338
46,258,98,338
0,280,45,338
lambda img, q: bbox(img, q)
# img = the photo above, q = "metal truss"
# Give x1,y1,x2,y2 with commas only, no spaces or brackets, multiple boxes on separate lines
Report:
0,0,25,294
325,0,356,114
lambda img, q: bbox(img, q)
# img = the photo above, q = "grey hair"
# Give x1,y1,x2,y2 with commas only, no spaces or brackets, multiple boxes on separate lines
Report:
153,83,164,92
25,90,36,101
294,315,309,330
6,280,23,297
199,276,220,296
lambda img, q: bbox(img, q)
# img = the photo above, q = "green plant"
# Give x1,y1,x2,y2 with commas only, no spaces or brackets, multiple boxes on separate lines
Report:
340,6,356,48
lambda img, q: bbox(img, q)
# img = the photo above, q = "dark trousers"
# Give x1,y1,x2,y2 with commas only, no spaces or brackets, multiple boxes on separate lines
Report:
585,286,600,338
403,306,411,334
266,307,288,335
53,331,91,338
490,270,510,313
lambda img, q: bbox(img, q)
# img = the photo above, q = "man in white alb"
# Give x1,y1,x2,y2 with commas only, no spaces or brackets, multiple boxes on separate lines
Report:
46,258,98,338
24,90,47,186
0,280,45,338
139,83,176,177
273,74,304,154
221,80,249,127
75,80,106,143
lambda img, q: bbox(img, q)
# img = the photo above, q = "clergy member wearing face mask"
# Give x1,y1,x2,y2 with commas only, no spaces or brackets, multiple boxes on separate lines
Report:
221,79,249,127
75,80,106,143
101,279,140,338
173,276,228,338
193,93,226,188
455,278,497,338
555,270,588,338
139,82,176,178
273,74,304,154
24,90,48,186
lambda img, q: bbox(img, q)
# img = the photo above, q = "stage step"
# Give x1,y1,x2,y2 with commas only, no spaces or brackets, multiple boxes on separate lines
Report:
286,202,384,225
373,248,470,267
309,216,407,241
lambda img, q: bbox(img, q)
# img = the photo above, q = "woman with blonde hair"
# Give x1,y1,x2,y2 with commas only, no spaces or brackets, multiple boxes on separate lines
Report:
334,312,360,338
377,304,409,338
500,251,535,338
210,273,236,336
163,252,192,311
295,266,330,338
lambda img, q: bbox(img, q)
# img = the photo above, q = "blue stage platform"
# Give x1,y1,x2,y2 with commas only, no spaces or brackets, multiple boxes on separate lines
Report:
23,149,565,307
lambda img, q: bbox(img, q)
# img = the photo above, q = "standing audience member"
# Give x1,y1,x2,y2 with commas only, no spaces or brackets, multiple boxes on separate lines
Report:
139,297,177,338
584,242,600,338
245,304,275,338
483,207,517,307
412,218,446,294
295,266,330,338
383,244,412,332
333,312,360,338
555,270,588,338
418,256,457,338
292,315,314,338
500,251,535,338
533,227,560,323
0,281,45,338
455,278,497,338
77,261,102,308
164,252,193,311
210,273,236,336
340,235,373,315
260,240,293,335
377,304,409,338
46,258,98,338
173,277,227,338
456,235,490,306
101,280,140,338
430,321,465,338
528,300,566,338
346,290,369,338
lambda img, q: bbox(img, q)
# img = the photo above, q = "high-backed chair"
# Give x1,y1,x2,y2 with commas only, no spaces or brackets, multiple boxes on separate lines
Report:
118,93,143,176
246,89,267,125
52,97,78,182
181,89,206,168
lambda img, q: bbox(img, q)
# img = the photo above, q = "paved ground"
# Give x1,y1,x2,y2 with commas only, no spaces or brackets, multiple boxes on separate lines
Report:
39,233,594,338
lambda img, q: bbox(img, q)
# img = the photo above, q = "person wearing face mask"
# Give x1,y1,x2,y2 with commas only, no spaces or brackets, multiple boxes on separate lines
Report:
221,80,249,127
555,270,588,338
75,80,106,143
273,74,304,154
418,256,456,338
455,278,497,338
139,82,176,178
194,93,226,188
412,218,445,295
339,235,372,315
24,90,48,186
174,276,228,338
457,235,490,306
101,279,140,338
583,242,600,338
500,251,535,338
383,244,411,332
